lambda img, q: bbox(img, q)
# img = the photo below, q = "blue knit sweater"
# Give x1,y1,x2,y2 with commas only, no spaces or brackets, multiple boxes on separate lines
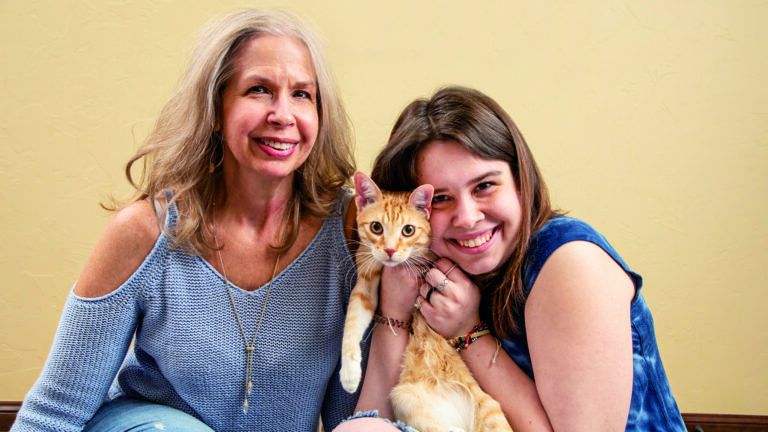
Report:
13,194,359,431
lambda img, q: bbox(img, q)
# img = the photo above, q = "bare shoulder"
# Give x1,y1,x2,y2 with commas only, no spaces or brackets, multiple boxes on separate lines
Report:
525,242,635,429
528,240,634,320
75,199,162,298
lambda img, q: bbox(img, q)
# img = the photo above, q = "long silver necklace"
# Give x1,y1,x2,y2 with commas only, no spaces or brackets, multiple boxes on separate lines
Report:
213,218,280,415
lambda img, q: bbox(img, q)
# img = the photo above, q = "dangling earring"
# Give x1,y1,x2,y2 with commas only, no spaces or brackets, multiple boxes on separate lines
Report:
209,132,224,174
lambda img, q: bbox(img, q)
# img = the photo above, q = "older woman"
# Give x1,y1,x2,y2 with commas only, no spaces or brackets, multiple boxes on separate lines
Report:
13,9,358,431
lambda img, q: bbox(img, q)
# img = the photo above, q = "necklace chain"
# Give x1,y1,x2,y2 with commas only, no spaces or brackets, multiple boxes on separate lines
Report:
213,212,280,415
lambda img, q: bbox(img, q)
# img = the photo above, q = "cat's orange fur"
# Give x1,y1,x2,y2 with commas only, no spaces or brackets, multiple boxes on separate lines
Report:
341,172,513,432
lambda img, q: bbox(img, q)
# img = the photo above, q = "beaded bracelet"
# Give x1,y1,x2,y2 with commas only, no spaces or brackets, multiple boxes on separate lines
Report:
373,313,412,335
447,321,490,352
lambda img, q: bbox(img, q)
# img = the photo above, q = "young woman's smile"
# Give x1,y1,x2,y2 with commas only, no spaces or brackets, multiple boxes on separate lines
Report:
417,140,523,275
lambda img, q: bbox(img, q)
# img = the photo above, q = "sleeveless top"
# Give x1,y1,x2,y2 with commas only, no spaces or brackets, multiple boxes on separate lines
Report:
500,216,686,431
13,192,359,432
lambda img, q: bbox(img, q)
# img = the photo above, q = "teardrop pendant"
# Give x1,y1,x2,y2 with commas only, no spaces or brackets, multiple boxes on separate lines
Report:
243,398,249,414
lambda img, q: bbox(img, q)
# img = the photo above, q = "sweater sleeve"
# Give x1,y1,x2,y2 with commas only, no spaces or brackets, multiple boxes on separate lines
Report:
321,356,362,430
11,286,140,432
321,190,363,429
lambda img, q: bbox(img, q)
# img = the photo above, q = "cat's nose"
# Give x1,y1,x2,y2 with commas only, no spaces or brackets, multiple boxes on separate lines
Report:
385,248,396,258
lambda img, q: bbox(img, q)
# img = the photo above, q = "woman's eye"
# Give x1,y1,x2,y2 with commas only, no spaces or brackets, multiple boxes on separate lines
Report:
401,225,415,237
475,182,494,192
247,85,268,95
432,194,449,204
294,90,312,100
370,221,383,234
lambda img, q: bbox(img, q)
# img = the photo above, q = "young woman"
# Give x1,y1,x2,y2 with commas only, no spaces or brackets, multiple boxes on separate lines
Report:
13,9,359,431
337,86,686,431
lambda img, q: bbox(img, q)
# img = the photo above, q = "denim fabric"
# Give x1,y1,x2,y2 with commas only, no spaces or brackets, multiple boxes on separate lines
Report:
338,410,420,432
83,397,213,432
500,216,686,431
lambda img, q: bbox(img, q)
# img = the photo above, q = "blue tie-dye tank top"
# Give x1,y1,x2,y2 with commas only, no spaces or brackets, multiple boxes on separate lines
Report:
499,216,686,430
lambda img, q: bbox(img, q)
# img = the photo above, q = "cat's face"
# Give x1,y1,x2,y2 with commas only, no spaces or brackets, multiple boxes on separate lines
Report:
354,172,433,267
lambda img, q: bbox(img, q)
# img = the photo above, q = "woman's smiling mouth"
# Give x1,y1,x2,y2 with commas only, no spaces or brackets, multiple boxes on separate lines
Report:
449,227,498,252
255,137,298,157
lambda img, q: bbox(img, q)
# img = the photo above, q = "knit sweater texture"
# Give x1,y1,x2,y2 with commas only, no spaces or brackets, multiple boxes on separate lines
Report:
13,193,359,431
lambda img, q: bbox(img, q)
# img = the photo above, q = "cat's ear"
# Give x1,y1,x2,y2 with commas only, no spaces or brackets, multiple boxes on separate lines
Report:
354,171,382,210
409,184,434,219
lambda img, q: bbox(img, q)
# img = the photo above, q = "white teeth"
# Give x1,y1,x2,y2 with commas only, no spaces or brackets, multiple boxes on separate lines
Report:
262,140,294,150
457,231,492,248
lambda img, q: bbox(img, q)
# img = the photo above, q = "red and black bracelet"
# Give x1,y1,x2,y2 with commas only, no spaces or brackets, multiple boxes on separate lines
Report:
447,321,490,352
373,313,413,333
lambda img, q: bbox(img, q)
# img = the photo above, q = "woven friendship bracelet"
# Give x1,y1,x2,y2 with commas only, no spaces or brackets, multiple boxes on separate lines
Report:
373,313,413,334
447,321,490,352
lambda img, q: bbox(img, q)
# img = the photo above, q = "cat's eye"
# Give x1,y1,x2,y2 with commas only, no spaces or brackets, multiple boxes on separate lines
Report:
370,221,383,235
401,225,415,237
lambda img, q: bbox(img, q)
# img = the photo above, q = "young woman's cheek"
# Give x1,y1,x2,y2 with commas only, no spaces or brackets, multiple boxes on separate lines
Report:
428,214,452,258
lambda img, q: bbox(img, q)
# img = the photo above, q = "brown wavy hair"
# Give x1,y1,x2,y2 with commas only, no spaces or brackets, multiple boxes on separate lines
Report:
371,86,558,337
108,9,354,254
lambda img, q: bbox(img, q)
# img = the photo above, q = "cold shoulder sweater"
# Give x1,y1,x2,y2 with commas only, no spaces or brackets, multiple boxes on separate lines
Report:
13,194,359,431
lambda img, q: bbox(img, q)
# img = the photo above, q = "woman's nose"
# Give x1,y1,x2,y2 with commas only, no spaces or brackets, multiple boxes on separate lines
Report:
452,198,483,228
267,96,295,127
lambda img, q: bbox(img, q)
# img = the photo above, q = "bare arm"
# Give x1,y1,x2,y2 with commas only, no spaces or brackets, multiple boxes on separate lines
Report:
459,335,553,430
526,241,634,431
75,199,160,298
420,259,553,431
353,265,419,418
12,200,161,430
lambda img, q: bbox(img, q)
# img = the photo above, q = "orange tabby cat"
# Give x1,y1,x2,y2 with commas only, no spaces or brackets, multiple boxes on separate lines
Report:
340,172,513,432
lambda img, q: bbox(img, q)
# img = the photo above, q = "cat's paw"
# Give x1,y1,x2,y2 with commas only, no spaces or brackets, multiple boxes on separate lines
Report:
340,356,362,393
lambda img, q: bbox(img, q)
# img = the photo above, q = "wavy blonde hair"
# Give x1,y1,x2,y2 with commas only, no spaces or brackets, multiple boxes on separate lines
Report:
114,9,354,254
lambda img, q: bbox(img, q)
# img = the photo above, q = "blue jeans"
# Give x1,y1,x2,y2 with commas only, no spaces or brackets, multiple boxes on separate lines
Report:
83,397,214,432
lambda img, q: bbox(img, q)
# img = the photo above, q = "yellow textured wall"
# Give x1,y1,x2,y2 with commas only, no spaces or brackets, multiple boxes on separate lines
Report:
1,0,766,415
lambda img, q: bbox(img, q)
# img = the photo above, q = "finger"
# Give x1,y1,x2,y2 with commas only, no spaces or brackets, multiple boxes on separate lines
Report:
433,258,458,275
415,295,436,312
424,267,453,289
419,282,431,299
425,287,436,303
416,294,436,316
413,297,423,310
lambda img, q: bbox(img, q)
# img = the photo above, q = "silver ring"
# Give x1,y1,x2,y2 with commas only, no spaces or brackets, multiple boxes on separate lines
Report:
444,263,458,277
435,278,449,292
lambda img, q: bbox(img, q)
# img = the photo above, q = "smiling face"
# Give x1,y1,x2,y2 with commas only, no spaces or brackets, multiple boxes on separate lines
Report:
219,34,319,180
417,140,523,275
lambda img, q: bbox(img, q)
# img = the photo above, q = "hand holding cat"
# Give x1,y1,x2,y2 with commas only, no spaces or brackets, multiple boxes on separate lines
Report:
417,258,482,339
379,264,421,321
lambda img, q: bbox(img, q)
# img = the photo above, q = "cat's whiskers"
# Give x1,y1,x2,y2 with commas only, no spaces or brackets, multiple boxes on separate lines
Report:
339,240,370,286
355,254,380,276
406,255,434,276
341,175,511,431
